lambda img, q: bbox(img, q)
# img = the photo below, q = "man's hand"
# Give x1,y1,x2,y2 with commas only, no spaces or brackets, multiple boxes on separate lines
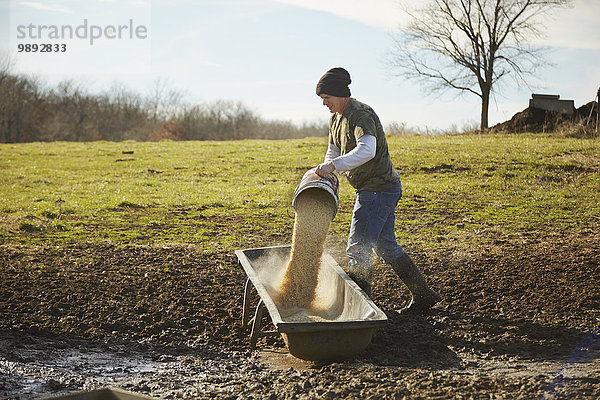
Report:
315,161,335,178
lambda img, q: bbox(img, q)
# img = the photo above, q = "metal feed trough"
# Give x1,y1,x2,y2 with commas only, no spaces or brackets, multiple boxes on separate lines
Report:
236,245,387,361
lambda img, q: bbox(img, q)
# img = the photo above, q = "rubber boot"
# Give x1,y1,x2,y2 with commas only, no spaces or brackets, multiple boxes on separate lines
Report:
391,253,440,315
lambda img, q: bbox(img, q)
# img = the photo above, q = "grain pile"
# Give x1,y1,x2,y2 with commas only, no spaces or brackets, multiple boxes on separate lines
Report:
277,188,336,311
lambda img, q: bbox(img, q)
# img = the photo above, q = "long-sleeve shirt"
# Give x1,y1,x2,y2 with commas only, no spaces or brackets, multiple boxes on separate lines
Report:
324,135,376,172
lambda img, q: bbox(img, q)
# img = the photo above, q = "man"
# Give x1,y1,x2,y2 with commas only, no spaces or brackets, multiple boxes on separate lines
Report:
313,67,440,315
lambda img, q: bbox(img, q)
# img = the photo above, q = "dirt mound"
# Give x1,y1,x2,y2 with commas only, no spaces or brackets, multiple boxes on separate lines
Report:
577,101,599,122
491,101,598,133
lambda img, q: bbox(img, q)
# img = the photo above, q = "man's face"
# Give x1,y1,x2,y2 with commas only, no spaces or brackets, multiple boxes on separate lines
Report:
319,94,347,114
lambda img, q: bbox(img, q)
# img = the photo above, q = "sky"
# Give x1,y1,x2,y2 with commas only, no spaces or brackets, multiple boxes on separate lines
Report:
1,0,599,130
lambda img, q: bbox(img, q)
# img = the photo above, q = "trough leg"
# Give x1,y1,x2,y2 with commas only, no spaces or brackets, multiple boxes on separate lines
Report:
250,299,267,348
242,277,253,329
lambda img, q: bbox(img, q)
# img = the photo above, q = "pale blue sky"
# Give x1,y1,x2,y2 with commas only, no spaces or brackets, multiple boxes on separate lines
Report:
2,0,599,129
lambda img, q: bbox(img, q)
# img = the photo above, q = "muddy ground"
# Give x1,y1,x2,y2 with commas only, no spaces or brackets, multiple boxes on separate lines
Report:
1,230,599,399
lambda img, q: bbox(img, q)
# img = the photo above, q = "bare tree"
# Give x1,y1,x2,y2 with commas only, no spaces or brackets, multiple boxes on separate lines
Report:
145,77,186,122
0,56,327,142
0,54,48,142
98,83,152,140
388,0,570,130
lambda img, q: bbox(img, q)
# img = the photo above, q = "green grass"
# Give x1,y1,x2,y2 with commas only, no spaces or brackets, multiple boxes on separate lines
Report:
1,134,598,252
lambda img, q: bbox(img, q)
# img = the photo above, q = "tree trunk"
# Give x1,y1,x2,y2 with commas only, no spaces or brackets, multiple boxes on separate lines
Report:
480,88,490,131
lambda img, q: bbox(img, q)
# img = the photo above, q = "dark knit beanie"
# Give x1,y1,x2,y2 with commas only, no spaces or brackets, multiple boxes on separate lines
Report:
316,67,351,97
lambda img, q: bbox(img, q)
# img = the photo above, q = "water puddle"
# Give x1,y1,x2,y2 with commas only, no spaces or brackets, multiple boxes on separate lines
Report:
0,331,259,399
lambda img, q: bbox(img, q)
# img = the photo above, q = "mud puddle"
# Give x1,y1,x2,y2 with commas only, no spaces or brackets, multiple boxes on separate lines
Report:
3,328,599,400
0,331,263,400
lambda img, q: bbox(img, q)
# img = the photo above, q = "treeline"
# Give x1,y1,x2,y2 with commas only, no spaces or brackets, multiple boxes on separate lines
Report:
0,63,327,143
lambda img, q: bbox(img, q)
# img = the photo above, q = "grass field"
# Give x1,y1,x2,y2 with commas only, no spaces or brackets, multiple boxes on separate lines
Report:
1,133,600,399
1,134,598,252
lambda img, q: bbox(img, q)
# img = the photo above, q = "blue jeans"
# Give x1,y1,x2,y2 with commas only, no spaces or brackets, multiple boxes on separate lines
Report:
346,181,405,271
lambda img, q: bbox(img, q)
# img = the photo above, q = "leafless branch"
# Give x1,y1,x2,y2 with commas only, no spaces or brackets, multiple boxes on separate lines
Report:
386,0,571,129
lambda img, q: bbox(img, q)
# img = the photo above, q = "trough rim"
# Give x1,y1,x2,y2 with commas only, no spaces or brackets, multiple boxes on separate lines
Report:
235,244,388,334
